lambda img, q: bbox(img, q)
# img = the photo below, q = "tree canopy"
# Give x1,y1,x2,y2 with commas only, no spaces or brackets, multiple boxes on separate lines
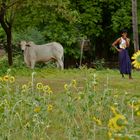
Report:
0,0,139,67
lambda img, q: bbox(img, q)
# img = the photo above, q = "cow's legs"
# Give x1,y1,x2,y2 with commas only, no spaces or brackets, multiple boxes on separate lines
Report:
30,61,35,69
56,59,64,70
56,62,59,68
24,57,31,68
25,61,31,68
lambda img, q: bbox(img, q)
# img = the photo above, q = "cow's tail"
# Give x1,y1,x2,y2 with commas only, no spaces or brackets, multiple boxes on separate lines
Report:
61,49,64,69
61,47,64,62
61,54,64,62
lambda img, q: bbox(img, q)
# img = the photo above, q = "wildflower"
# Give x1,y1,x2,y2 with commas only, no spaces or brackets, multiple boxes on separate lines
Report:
34,106,41,113
43,85,50,92
108,114,127,132
64,84,68,91
22,84,27,89
42,85,53,95
48,89,53,95
131,50,140,69
21,84,28,92
3,75,9,82
47,104,53,112
71,80,77,87
36,83,44,90
9,76,15,83
93,116,102,126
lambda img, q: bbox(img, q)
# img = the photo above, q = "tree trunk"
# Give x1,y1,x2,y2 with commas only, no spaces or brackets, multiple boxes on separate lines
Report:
0,21,13,66
0,2,13,66
6,28,13,66
132,0,139,52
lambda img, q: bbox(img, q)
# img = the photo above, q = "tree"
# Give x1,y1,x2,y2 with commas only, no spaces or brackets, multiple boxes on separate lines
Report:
0,0,135,67
0,0,81,66
0,0,21,66
132,0,139,52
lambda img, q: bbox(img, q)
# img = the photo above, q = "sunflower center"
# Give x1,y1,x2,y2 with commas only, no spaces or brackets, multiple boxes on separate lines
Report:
136,55,140,63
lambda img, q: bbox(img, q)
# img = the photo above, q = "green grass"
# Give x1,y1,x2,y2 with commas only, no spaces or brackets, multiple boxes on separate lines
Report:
11,68,140,93
0,67,140,140
14,68,140,96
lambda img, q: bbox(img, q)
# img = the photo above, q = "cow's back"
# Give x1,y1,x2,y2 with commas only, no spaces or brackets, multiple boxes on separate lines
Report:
34,42,63,61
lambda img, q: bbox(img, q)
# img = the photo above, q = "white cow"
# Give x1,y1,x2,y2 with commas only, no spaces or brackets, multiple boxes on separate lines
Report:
20,41,64,69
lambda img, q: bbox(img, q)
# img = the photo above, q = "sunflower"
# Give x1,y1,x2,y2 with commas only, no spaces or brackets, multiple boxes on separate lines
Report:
34,106,41,113
64,84,68,91
71,79,77,88
3,75,9,82
131,50,140,69
22,84,27,89
9,76,15,83
43,85,50,92
47,104,53,112
36,83,44,90
21,84,28,92
108,114,127,132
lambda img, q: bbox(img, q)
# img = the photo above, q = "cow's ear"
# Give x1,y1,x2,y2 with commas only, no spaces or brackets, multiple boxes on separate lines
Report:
26,44,31,47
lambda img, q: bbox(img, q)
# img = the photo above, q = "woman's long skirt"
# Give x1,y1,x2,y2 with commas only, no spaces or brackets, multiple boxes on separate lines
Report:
119,49,131,74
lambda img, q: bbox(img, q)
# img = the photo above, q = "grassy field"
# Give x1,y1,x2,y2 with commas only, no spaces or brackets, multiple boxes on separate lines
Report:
13,68,140,94
0,67,140,140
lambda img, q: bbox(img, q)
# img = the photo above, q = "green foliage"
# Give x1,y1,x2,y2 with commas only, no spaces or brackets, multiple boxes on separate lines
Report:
0,0,137,66
93,58,105,70
75,0,102,36
64,45,81,59
0,56,9,73
13,28,46,44
111,1,132,32
0,54,25,74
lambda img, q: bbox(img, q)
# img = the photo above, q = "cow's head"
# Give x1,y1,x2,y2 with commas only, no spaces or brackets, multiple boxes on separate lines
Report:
20,41,27,51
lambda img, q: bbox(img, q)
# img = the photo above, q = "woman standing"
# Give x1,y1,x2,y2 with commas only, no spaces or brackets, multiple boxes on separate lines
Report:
112,29,132,79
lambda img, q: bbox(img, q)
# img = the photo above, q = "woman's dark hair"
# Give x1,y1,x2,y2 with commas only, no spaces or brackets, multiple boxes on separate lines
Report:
121,29,128,34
